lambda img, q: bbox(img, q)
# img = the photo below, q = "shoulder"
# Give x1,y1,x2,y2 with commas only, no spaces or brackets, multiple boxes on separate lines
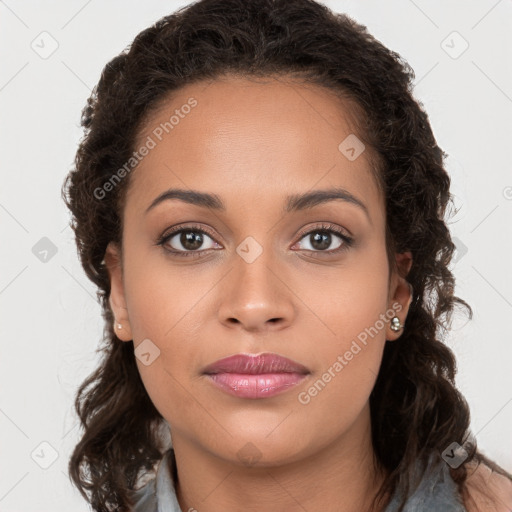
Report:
462,461,512,512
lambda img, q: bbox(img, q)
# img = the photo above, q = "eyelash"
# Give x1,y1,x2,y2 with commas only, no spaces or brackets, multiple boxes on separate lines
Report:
155,222,354,259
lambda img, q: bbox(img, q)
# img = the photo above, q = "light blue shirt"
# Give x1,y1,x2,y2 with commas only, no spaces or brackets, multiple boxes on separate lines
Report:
128,448,468,511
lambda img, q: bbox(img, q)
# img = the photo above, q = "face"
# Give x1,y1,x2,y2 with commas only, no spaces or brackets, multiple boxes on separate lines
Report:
105,75,412,468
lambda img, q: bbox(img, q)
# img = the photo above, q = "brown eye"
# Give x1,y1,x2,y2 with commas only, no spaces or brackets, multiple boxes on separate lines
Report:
157,225,222,257
293,223,353,255
297,230,343,251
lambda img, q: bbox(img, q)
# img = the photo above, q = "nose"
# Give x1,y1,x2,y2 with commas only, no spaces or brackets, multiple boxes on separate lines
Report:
217,250,296,333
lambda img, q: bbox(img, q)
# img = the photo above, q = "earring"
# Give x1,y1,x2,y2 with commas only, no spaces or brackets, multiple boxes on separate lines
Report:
390,316,404,332
115,322,122,330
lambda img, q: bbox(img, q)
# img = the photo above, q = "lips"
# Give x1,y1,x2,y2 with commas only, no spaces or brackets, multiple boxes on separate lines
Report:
202,353,310,399
202,353,310,375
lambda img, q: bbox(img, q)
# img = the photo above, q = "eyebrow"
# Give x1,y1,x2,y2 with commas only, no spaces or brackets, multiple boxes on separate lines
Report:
145,187,370,219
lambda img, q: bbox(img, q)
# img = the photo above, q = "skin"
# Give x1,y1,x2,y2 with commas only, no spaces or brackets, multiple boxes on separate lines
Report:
105,75,414,512
464,462,512,512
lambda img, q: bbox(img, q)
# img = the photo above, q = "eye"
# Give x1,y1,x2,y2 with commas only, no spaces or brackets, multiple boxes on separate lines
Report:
293,223,353,254
156,224,221,257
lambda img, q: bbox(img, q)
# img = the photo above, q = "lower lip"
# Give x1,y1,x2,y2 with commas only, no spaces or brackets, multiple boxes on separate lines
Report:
205,372,308,399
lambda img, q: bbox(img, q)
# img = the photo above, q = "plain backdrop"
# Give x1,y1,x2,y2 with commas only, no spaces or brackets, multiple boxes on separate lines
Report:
1,1,511,510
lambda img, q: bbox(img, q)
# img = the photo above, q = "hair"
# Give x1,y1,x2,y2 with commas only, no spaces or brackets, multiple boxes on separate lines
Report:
61,0,510,511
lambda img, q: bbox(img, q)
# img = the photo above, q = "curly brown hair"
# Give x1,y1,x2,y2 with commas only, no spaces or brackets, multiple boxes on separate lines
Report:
61,0,507,510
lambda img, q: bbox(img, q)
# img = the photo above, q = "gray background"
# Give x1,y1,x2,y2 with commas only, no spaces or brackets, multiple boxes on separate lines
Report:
1,1,511,510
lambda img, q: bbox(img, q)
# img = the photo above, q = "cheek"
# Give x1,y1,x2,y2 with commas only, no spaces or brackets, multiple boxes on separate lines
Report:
295,345,383,446
295,241,390,352
293,248,390,418
122,258,212,421
123,254,210,343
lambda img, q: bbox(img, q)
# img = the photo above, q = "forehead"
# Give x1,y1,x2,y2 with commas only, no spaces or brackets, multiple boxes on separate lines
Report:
126,75,383,217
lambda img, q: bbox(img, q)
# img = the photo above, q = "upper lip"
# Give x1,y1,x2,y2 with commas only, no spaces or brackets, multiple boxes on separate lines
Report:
202,353,310,375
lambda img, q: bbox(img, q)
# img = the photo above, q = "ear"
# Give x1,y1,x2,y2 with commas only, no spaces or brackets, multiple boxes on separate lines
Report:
387,251,413,341
104,241,133,342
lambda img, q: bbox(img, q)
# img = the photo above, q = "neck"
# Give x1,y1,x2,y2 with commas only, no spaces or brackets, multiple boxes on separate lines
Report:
170,403,388,512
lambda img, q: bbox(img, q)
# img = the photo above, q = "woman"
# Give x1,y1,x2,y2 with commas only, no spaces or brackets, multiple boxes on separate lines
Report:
62,0,512,510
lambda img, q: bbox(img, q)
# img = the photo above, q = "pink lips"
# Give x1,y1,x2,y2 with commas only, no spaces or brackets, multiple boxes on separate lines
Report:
202,353,310,399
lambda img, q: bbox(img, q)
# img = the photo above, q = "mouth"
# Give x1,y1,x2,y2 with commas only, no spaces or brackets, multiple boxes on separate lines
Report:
202,353,310,399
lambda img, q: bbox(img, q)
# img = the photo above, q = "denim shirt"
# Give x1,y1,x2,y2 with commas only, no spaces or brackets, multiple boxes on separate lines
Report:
128,448,468,511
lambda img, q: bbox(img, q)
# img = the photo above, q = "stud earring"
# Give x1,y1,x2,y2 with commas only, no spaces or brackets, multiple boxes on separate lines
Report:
115,322,122,330
390,316,404,332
